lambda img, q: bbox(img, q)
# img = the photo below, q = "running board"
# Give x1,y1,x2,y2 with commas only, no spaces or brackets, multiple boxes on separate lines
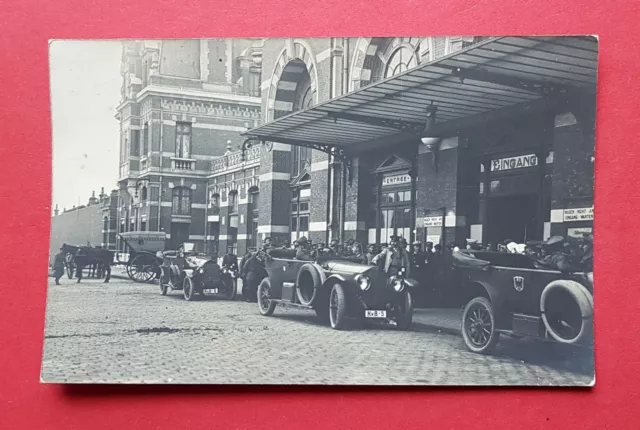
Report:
272,300,313,310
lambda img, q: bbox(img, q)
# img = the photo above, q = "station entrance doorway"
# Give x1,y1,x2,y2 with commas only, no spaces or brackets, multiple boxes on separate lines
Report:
486,194,539,245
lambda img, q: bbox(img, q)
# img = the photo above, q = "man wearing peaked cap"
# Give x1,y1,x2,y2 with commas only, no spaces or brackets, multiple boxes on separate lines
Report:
372,235,410,277
466,238,482,251
540,235,576,273
295,236,311,260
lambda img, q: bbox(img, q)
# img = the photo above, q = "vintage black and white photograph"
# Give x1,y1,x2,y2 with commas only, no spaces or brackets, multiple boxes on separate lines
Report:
43,36,597,385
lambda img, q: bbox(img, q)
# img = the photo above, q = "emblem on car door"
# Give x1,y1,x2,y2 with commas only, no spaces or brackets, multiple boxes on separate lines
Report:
513,276,524,292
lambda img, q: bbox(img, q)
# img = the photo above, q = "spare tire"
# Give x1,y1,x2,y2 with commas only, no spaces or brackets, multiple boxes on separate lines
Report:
296,263,323,306
540,280,594,345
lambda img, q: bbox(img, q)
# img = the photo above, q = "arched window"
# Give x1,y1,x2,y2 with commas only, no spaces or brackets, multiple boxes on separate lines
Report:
290,69,313,177
172,187,191,215
384,45,419,78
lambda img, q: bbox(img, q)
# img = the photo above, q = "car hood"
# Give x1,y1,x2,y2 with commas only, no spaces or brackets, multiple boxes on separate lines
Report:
185,256,213,268
322,260,379,276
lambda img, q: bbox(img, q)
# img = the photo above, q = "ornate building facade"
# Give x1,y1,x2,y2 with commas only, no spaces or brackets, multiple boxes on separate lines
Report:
210,37,504,254
240,36,596,251
116,40,262,253
118,37,595,255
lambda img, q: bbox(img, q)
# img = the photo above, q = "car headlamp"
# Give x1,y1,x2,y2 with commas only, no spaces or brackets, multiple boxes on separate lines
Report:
393,278,405,292
355,274,371,291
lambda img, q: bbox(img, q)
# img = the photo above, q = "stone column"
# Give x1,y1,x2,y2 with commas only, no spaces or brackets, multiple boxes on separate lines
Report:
342,157,367,244
258,144,292,247
309,150,330,245
236,185,249,256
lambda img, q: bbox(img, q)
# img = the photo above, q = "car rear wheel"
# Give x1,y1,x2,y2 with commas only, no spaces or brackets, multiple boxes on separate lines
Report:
183,277,197,301
461,296,500,354
257,278,276,316
394,290,413,330
329,284,348,330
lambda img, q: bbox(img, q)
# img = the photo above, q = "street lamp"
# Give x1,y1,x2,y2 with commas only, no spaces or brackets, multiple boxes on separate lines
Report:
420,102,442,172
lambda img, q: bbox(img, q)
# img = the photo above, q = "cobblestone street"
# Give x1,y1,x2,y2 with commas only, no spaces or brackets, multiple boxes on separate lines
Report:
41,278,594,385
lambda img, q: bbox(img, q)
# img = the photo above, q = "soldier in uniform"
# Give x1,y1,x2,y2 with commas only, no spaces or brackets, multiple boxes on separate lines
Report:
425,241,434,256
411,241,426,272
327,239,340,256
53,247,66,285
372,235,411,278
579,233,594,272
295,236,312,260
365,244,377,265
344,239,356,257
539,236,578,274
240,248,267,302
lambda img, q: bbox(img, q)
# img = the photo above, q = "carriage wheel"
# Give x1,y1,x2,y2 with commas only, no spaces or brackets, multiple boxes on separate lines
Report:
128,254,160,283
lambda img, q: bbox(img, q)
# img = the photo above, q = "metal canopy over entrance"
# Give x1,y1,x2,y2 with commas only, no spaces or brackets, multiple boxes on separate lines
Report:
243,36,597,155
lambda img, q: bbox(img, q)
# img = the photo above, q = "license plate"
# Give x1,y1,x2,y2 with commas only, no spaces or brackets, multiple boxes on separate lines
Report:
365,310,387,318
203,288,218,294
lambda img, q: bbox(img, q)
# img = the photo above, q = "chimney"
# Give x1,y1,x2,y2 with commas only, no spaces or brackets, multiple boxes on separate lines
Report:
88,190,99,206
99,186,107,202
54,204,59,216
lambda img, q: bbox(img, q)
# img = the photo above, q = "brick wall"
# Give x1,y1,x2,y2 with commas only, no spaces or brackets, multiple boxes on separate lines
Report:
550,108,595,237
416,144,460,247
50,205,104,261
159,40,201,79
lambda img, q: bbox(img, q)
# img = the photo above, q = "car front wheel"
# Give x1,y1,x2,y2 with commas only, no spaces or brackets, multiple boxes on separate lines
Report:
461,296,500,354
329,284,348,330
224,278,237,300
257,278,276,316
394,290,413,330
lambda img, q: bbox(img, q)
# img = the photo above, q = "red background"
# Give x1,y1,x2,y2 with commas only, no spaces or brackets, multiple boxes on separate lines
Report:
1,1,639,428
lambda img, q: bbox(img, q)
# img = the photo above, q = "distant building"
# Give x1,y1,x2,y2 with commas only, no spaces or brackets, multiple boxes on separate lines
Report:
49,188,118,262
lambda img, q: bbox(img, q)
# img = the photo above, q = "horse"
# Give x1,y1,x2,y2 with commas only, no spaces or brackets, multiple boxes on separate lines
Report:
61,244,113,283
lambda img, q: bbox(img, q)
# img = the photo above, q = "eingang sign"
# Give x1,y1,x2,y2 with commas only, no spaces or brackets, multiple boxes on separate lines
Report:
491,154,538,172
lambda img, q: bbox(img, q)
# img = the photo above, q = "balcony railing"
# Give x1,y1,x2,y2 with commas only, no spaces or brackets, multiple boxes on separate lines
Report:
210,146,261,174
171,157,196,171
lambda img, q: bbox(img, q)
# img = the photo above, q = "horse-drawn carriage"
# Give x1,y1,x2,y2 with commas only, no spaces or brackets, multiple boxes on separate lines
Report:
61,232,165,283
115,232,165,283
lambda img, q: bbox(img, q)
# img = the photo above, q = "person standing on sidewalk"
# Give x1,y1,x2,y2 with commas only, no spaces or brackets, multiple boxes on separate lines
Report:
372,235,411,278
53,247,66,285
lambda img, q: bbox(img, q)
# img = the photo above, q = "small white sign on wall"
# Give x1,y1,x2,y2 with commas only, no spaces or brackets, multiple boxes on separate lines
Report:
423,216,443,227
382,174,411,187
563,207,594,222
